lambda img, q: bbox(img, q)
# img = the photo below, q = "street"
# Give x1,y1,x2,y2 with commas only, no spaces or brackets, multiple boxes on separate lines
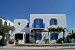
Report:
0,46,75,50
0,48,75,50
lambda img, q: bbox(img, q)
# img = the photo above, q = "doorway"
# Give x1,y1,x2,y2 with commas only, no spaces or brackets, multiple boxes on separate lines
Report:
26,34,29,43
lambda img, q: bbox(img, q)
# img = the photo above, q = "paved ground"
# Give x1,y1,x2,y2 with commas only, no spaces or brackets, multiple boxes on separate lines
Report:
0,43,75,50
0,46,75,50
0,48,75,50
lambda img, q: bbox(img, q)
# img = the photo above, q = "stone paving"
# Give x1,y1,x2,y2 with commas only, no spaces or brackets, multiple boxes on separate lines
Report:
1,43,75,50
1,45,75,50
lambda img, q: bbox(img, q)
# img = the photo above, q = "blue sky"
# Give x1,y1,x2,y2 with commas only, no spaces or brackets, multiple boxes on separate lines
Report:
0,0,75,30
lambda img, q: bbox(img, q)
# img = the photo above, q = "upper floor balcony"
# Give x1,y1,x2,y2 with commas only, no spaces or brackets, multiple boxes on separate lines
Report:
32,19,45,28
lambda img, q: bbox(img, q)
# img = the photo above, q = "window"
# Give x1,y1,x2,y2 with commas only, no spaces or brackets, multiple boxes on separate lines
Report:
35,33,42,40
15,34,23,40
34,19,43,28
50,33,58,40
36,19,40,25
27,23,29,28
50,18,57,25
18,22,20,25
4,21,7,26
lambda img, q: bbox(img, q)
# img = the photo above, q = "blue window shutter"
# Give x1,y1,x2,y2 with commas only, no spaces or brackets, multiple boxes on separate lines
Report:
55,19,57,25
50,33,53,40
39,33,42,40
34,19,36,28
50,19,57,25
55,33,58,40
40,19,43,28
34,19,44,28
50,19,52,25
42,19,43,28
40,19,41,28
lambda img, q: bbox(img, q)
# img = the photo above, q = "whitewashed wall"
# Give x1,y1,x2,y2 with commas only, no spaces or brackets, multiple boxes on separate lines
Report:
0,18,13,26
10,19,30,39
14,19,30,33
30,14,67,42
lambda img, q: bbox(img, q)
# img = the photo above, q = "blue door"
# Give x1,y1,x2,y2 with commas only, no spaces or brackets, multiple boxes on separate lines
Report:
35,33,42,40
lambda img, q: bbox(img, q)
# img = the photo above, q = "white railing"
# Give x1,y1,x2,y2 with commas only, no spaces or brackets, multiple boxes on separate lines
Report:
39,33,46,44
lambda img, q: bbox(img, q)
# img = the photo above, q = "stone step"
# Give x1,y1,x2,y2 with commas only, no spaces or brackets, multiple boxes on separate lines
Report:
15,43,75,47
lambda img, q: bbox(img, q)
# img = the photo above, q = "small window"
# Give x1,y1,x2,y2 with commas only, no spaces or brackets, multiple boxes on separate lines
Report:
18,22,20,25
15,34,23,40
50,18,57,25
27,23,29,28
4,21,7,26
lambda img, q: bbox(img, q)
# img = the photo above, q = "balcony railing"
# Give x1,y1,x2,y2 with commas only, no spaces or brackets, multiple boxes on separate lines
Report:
32,23,45,28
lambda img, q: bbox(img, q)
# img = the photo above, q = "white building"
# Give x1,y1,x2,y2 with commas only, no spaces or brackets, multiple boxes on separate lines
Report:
14,19,29,33
12,14,67,44
12,19,30,44
0,17,13,26
69,28,75,34
30,14,67,43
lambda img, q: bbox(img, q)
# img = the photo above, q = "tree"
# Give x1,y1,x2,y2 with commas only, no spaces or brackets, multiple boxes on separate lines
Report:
10,26,15,33
0,19,15,38
1,26,10,37
48,26,64,32
0,19,15,46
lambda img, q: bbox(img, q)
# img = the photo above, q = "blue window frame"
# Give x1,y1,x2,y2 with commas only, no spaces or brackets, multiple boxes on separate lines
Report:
33,19,44,28
35,33,42,40
50,18,57,25
50,33,58,40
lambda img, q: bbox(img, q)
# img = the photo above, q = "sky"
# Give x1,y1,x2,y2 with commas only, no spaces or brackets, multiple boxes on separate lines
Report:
0,0,75,30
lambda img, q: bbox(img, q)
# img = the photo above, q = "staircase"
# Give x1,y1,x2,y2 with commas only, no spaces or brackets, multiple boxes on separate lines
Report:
39,33,46,44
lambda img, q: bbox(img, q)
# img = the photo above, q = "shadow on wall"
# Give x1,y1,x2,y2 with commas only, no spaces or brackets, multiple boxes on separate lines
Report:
21,26,30,33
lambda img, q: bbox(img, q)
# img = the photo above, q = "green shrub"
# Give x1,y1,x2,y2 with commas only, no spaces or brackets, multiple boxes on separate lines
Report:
56,38,63,43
